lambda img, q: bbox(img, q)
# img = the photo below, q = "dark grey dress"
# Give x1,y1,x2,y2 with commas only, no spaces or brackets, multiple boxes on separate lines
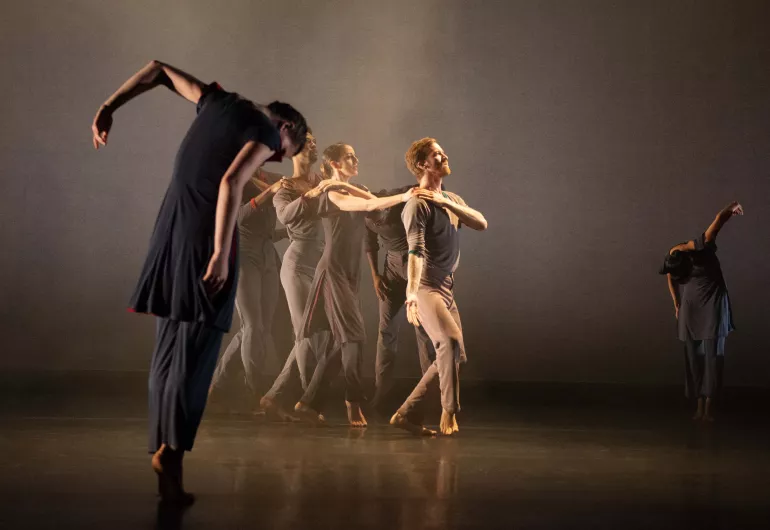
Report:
677,234,734,342
298,187,369,345
676,233,734,399
129,83,282,332
297,185,371,407
135,83,283,452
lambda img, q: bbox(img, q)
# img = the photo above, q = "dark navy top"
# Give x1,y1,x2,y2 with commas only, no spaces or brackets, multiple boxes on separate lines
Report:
129,83,282,331
364,185,415,255
677,233,735,341
402,191,465,283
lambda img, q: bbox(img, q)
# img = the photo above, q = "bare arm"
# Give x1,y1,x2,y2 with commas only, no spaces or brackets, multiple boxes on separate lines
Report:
91,60,207,148
413,190,488,230
405,253,425,326
244,180,283,211
704,201,744,243
203,141,277,294
327,189,412,212
255,168,286,186
365,244,389,301
339,183,376,200
666,273,681,319
669,241,696,254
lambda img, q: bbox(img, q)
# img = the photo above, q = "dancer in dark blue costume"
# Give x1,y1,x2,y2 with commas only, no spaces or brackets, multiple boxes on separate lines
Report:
660,201,743,422
91,60,307,503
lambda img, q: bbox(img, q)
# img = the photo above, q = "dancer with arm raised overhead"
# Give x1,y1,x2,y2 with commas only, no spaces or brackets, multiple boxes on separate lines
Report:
91,60,307,503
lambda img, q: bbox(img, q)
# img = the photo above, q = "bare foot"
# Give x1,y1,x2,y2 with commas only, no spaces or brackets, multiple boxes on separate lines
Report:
692,398,704,421
151,444,166,476
346,401,368,428
702,398,715,422
155,447,195,506
260,396,299,422
294,402,325,425
390,412,436,436
440,409,458,436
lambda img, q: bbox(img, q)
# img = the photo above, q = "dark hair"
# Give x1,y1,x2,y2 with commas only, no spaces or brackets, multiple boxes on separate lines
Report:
659,247,693,281
267,101,308,154
320,143,349,178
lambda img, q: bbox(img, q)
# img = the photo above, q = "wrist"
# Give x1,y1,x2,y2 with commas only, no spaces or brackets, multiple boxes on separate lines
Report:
405,293,418,304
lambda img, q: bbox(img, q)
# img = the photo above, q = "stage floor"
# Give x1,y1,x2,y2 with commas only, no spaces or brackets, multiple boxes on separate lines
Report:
2,373,770,529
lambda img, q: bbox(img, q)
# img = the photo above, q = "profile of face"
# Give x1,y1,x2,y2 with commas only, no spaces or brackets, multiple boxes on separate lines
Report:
297,132,318,164
420,142,450,178
332,145,359,178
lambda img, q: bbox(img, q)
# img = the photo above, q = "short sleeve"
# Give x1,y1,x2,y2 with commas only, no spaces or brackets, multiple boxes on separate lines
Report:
196,82,225,114
364,223,380,253
402,198,430,257
241,107,282,156
445,192,467,207
315,191,343,218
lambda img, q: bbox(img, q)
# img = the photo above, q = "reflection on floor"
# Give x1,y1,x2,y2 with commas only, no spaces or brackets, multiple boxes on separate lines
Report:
1,373,769,529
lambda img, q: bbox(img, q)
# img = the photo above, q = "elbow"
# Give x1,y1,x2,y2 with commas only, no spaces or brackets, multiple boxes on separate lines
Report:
472,218,489,231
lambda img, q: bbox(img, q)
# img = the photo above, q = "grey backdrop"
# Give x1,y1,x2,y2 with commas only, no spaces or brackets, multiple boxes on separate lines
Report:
1,0,768,385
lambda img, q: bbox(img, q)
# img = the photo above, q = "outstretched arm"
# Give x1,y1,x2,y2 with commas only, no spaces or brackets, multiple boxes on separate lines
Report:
413,189,488,231
204,141,277,295
91,60,206,149
704,201,743,243
326,189,413,212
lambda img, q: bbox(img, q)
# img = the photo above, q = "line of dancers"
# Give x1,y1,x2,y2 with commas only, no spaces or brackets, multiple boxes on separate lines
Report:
91,61,740,504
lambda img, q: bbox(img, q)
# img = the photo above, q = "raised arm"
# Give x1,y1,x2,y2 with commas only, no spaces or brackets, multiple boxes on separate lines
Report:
91,60,206,149
203,141,277,294
413,189,488,231
704,201,743,243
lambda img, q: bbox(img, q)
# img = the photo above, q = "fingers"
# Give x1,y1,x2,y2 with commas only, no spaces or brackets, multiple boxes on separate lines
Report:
413,190,437,203
406,303,421,327
204,277,225,296
202,272,226,296
92,130,107,149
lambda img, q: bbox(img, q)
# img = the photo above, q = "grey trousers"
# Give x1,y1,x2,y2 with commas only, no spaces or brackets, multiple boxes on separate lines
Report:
148,318,224,452
398,275,466,419
211,239,279,392
684,338,725,399
301,341,365,411
264,241,328,401
371,251,434,408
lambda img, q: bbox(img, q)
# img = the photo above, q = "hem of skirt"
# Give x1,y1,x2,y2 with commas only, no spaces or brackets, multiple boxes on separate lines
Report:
127,307,231,332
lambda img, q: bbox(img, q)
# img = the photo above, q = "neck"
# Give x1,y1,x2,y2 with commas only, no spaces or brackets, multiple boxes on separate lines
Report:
418,172,442,192
292,157,313,179
332,171,351,183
